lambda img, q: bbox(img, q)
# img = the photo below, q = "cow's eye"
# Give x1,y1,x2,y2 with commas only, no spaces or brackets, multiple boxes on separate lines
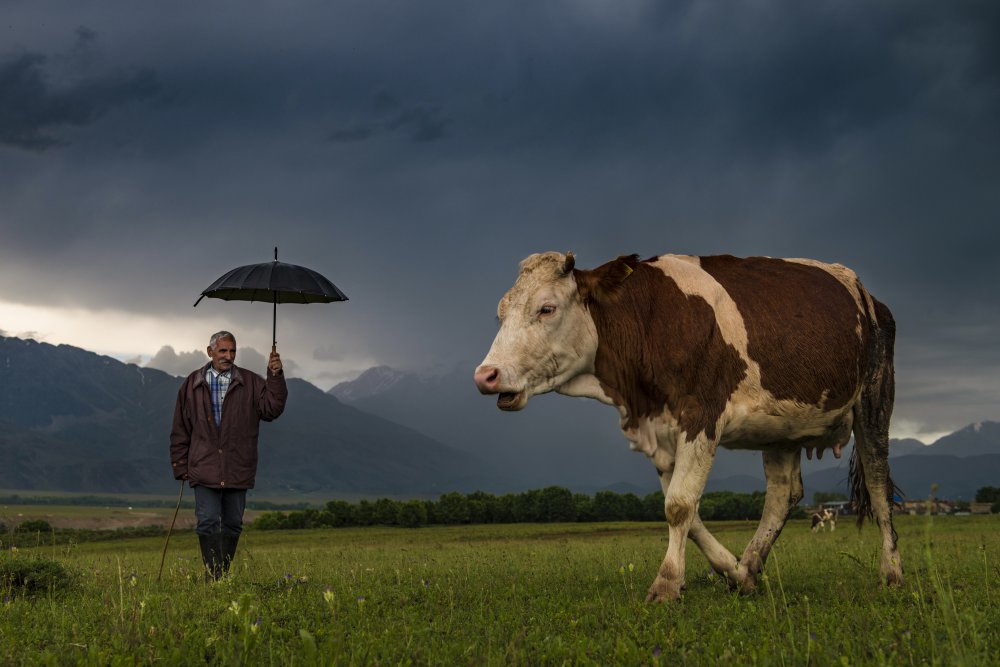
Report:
539,305,556,316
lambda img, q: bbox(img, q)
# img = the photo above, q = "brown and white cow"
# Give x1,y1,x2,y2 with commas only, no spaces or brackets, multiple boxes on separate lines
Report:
474,252,902,601
811,507,838,532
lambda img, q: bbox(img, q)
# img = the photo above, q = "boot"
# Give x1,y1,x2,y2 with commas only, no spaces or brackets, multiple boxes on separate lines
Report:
198,532,224,582
221,531,241,576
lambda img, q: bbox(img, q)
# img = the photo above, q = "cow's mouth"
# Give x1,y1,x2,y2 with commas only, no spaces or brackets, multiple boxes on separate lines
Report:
497,391,527,411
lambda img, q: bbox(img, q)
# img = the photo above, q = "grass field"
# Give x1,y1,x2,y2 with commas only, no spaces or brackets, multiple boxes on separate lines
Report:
2,513,999,665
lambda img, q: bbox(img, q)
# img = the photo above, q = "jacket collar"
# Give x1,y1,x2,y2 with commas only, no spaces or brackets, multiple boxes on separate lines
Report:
194,362,244,388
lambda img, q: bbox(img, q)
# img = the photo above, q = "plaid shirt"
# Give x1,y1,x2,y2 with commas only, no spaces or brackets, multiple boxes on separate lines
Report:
206,367,232,426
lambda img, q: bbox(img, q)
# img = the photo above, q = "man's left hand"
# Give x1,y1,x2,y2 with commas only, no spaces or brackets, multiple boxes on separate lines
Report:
268,350,283,376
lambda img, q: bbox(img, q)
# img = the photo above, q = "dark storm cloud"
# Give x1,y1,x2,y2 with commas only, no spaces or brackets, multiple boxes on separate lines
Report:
460,2,1000,164
329,104,450,143
387,106,450,142
328,125,376,143
0,1,998,436
0,30,160,151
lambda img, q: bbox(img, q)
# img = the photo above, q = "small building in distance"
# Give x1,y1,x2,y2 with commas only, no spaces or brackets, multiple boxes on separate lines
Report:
900,499,955,515
970,502,993,515
819,500,852,515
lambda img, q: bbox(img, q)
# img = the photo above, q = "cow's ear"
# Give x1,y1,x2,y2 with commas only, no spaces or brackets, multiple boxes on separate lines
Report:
562,252,575,274
576,254,639,303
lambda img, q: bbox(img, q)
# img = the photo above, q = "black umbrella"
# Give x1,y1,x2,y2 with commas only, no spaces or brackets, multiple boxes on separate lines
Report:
193,247,348,351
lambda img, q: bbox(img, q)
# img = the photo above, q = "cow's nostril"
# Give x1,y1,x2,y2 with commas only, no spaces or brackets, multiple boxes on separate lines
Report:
474,366,501,393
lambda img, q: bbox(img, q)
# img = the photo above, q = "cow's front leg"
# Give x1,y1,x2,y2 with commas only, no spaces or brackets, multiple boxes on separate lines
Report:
731,448,803,593
656,466,740,584
647,438,717,602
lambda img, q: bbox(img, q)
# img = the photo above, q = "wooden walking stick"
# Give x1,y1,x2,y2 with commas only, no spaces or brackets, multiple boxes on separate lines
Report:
157,480,185,581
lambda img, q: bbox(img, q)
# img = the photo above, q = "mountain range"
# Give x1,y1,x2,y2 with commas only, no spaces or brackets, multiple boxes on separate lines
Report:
330,366,1000,501
1,334,998,501
0,336,492,498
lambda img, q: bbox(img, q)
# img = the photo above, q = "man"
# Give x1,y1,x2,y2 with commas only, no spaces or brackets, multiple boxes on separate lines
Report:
169,331,287,580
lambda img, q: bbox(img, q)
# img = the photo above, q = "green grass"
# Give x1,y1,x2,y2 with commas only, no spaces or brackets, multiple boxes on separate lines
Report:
2,515,999,665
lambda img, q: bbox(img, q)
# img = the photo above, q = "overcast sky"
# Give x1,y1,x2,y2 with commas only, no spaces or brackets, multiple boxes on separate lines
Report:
1,1,998,443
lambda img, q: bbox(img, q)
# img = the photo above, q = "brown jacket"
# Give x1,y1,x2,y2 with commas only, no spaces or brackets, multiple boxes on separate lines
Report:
169,363,288,489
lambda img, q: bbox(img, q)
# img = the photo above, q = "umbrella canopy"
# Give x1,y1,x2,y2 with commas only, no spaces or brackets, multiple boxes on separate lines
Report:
194,248,347,349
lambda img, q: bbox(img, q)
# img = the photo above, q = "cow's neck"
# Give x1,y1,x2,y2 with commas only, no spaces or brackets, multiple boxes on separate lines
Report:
555,374,615,404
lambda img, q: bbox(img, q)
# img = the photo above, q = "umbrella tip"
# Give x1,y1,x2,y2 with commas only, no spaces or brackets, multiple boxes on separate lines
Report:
274,246,278,261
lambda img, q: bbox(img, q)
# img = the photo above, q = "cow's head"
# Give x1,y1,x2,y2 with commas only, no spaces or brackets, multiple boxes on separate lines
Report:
473,251,637,410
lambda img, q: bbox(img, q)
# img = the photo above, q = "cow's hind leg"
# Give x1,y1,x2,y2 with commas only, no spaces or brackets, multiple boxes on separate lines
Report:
731,448,803,594
647,439,717,602
852,297,903,586
852,411,903,586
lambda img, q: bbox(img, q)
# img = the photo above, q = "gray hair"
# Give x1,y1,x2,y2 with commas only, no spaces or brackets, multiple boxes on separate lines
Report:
208,331,236,348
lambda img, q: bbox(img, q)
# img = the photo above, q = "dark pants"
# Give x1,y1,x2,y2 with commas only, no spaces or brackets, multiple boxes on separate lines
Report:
194,486,247,537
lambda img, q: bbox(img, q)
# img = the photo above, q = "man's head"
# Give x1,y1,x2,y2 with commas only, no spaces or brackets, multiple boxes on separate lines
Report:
207,331,237,372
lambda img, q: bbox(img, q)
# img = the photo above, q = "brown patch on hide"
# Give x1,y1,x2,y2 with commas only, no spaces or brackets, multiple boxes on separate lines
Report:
698,255,865,409
665,499,693,526
576,258,747,443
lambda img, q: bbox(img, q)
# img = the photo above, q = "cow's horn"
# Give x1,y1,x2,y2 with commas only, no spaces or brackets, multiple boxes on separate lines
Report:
563,252,576,274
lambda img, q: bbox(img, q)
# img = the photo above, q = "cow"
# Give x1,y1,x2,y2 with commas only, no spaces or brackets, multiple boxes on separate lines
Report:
811,507,837,532
473,251,902,602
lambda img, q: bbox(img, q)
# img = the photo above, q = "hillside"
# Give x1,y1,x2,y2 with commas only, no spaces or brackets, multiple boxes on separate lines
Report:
0,336,495,497
332,365,674,492
803,454,1000,501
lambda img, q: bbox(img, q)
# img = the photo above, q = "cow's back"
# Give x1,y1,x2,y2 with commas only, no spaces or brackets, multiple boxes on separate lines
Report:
696,255,868,412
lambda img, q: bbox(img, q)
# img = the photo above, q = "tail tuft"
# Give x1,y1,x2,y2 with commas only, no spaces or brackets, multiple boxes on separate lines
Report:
849,444,870,529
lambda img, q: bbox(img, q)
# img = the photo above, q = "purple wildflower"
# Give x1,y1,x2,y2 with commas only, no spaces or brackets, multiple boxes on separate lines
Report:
652,645,661,658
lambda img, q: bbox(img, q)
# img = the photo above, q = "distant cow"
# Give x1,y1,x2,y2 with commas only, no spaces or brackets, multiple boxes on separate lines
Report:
474,252,902,601
811,507,837,532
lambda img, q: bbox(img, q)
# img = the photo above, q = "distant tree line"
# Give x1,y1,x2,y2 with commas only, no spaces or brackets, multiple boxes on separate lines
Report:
813,492,848,505
0,494,310,511
0,521,167,548
252,488,798,530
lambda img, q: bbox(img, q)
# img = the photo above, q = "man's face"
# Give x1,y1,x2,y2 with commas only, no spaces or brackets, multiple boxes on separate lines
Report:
207,337,236,372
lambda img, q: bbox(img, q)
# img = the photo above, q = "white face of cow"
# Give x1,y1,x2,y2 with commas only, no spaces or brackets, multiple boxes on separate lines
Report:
474,252,598,410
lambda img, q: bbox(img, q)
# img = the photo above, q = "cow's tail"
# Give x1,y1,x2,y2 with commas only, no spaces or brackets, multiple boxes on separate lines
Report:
849,293,902,531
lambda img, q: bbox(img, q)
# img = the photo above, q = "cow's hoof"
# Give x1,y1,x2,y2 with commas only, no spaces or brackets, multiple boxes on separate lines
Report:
882,555,904,587
726,566,757,594
645,577,682,603
884,570,904,588
726,576,757,595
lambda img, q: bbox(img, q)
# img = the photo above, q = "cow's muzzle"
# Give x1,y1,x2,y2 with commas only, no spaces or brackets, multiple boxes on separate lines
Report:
474,365,528,410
